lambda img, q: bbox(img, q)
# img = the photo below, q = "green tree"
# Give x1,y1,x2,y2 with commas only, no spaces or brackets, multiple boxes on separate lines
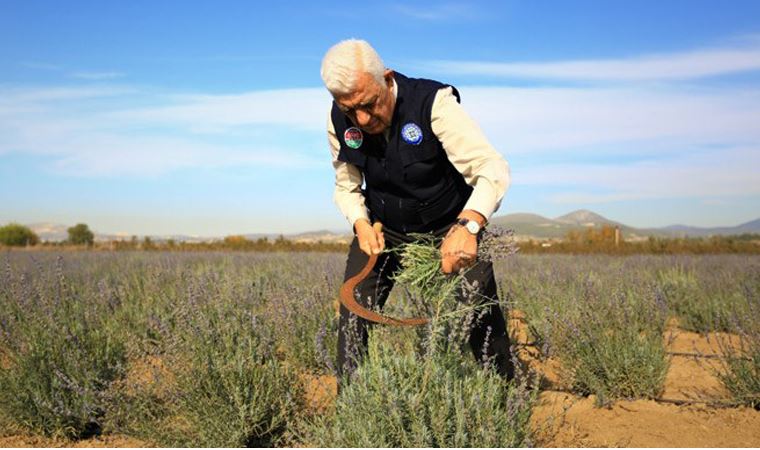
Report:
67,223,94,246
142,236,156,250
0,223,39,247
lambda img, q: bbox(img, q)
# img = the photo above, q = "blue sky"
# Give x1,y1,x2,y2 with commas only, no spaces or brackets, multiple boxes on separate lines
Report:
1,0,760,236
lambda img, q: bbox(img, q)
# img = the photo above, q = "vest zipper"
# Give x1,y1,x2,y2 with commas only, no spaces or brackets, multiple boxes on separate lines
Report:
400,198,406,233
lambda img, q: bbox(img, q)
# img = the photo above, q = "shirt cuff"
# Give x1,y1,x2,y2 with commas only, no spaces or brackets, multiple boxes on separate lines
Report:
463,189,498,222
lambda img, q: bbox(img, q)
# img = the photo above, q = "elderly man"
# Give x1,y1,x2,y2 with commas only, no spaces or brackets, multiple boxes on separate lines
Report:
322,39,514,383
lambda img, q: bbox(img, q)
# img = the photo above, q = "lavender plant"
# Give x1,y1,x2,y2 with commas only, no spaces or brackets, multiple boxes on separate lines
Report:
2,250,758,445
718,280,760,409
296,335,535,447
294,234,536,447
0,255,127,439
656,263,742,332
167,308,301,447
101,254,315,447
545,278,670,405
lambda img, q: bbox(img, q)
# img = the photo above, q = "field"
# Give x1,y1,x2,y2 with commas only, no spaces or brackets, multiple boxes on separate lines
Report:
1,250,759,447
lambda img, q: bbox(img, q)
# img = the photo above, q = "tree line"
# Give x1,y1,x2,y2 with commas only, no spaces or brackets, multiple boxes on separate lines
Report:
517,224,760,254
0,223,347,253
0,223,93,247
2,222,758,254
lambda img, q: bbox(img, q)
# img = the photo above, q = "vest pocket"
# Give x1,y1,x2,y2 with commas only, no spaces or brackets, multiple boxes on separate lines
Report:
399,143,439,167
417,182,466,225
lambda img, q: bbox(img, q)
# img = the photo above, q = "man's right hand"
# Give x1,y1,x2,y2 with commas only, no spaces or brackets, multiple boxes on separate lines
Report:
354,219,385,255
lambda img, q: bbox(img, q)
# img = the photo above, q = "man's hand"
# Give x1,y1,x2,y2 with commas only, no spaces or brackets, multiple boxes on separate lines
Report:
441,210,485,274
354,219,385,256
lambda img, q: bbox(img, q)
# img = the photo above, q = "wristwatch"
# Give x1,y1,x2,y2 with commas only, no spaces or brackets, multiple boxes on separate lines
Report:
456,218,482,235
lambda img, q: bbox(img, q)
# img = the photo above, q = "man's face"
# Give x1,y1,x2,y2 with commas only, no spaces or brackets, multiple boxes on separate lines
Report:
335,70,395,135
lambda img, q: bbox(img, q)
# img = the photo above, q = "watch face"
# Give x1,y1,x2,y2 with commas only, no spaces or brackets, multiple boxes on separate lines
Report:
466,221,480,234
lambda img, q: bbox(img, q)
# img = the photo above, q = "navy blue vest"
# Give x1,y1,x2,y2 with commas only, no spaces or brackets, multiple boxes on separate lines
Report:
331,73,473,233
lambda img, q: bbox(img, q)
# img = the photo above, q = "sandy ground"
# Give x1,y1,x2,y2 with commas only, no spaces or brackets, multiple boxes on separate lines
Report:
2,312,759,448
520,313,760,447
531,392,760,447
0,435,147,448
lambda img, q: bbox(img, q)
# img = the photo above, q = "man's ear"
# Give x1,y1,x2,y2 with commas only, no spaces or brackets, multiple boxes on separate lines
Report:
384,69,395,87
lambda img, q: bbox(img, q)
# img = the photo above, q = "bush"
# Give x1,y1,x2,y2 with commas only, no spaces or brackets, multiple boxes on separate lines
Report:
104,268,302,447
547,282,670,406
295,236,535,447
721,349,760,409
260,275,340,374
297,337,535,447
169,310,301,447
657,264,740,332
0,223,39,247
0,257,126,438
718,282,760,409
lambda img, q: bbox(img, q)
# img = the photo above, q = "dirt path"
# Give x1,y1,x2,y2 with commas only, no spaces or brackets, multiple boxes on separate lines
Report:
0,434,148,448
531,392,760,447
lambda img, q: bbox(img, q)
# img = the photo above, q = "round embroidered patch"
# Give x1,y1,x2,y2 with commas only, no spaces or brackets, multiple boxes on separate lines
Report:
344,127,363,149
401,122,423,145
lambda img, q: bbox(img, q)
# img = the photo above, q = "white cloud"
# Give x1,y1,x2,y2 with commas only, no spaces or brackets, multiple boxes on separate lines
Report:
2,39,760,205
115,88,331,133
69,71,125,80
514,146,760,203
0,85,326,176
459,85,760,155
421,42,760,81
48,136,319,177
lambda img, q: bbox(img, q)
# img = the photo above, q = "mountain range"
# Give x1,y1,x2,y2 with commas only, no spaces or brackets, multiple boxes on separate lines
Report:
488,210,759,240
23,210,760,243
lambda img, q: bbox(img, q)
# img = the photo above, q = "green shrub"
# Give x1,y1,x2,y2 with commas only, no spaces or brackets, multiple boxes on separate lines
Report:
295,236,535,447
298,337,535,447
108,298,301,447
174,309,300,447
657,264,745,332
0,257,126,438
548,283,669,406
721,350,760,409
0,223,39,246
259,277,340,375
718,283,760,409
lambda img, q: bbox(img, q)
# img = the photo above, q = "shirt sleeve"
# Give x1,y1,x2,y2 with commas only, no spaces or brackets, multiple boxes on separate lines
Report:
430,86,511,221
327,111,370,227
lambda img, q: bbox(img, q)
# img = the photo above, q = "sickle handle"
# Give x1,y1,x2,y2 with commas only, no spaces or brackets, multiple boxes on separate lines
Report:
339,221,428,326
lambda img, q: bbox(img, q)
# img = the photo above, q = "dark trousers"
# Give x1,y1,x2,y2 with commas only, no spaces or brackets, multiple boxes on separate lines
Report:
337,221,514,384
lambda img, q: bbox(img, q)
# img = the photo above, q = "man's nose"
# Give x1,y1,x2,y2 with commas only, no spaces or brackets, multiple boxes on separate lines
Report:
355,110,371,126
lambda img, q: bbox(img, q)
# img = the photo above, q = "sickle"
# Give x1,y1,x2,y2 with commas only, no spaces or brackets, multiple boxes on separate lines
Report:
339,222,428,326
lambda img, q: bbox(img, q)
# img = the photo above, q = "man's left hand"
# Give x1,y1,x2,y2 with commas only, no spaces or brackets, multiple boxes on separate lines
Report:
441,210,485,274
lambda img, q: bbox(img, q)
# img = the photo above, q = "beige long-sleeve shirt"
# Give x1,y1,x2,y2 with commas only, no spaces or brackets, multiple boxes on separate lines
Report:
327,80,510,228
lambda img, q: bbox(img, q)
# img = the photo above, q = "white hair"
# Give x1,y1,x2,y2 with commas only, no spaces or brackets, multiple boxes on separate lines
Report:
321,39,385,96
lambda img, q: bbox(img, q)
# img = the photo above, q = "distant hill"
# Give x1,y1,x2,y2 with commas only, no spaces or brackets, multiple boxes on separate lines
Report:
490,210,760,240
21,211,760,243
554,209,622,227
660,217,760,237
489,209,640,239
24,223,352,244
286,229,353,244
